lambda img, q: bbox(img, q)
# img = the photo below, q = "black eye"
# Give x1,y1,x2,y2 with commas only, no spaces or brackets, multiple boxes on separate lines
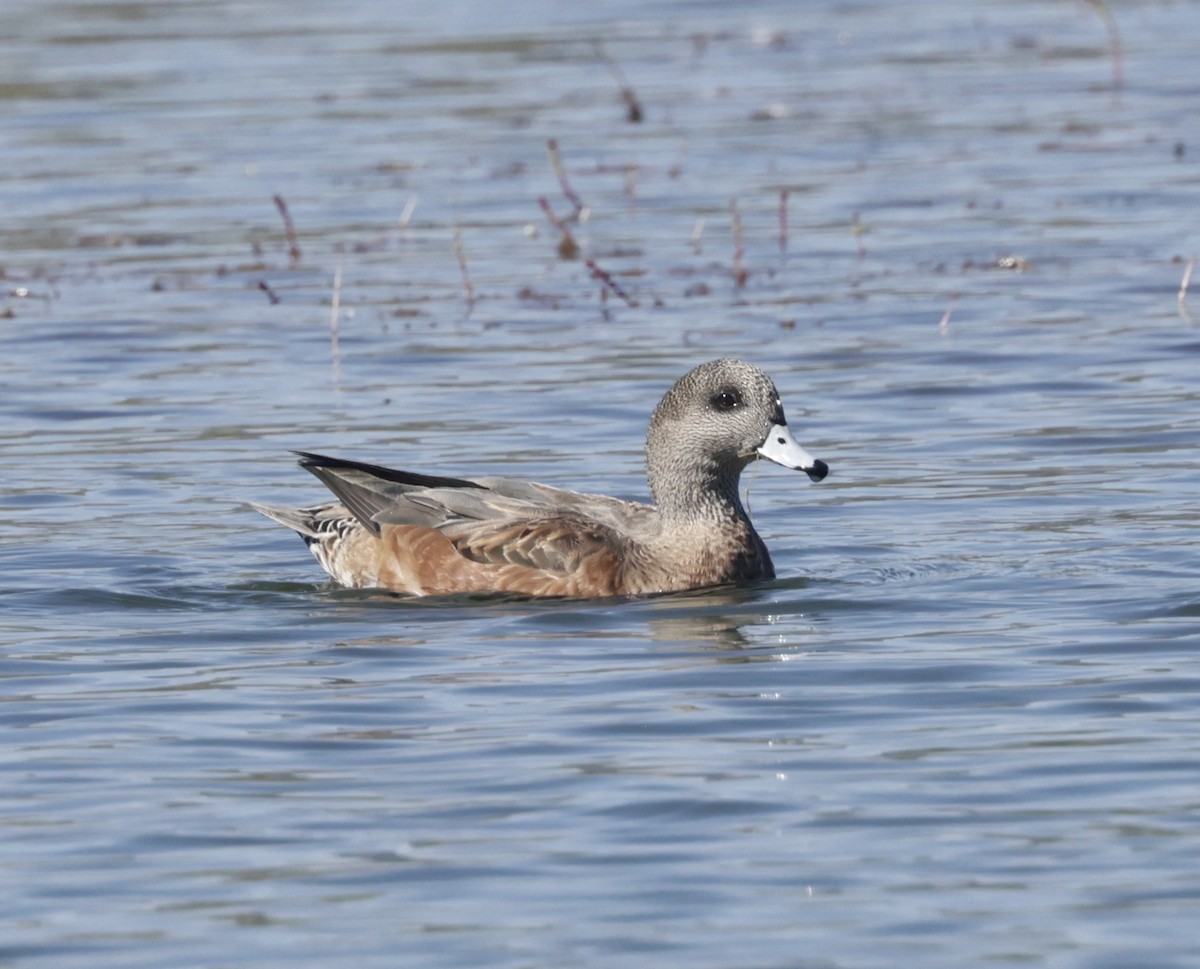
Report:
710,388,743,411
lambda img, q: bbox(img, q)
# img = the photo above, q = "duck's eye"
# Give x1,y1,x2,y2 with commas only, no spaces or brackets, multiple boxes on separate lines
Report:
710,389,743,411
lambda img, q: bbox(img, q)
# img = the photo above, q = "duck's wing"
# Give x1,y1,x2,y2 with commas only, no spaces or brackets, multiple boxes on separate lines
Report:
297,453,655,579
379,480,648,575
471,477,653,530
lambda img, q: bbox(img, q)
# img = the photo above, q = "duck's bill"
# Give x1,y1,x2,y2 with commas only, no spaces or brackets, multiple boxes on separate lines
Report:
757,423,828,482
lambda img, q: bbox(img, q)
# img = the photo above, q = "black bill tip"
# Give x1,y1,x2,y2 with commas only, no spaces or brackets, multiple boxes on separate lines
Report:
805,459,829,483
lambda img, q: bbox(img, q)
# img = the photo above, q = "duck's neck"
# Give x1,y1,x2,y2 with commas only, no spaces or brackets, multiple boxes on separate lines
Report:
644,464,774,586
649,460,750,525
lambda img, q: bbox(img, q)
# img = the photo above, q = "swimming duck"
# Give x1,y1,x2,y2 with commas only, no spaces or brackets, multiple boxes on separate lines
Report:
251,358,828,597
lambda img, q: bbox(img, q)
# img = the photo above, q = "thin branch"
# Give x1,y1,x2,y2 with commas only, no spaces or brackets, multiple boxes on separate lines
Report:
272,194,302,264
257,279,280,305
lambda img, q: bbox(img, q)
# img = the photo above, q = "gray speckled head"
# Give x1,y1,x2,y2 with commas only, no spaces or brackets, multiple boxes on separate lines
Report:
645,359,826,520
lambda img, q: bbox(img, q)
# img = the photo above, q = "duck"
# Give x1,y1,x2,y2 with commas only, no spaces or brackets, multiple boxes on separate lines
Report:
251,358,828,598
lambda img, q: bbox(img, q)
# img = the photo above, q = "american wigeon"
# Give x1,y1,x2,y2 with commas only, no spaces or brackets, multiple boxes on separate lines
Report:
252,358,828,598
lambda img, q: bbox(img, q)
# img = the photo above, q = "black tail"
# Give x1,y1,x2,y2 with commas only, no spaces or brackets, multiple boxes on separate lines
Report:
294,451,480,490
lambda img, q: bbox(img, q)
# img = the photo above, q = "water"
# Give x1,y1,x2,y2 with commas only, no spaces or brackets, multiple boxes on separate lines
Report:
3,0,1200,966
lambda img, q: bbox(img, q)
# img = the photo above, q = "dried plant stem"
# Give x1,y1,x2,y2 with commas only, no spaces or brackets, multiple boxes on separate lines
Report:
778,189,789,255
257,279,280,305
938,296,957,336
329,263,342,368
272,194,301,264
453,226,475,315
1178,256,1195,298
546,139,586,218
398,194,419,229
1179,256,1196,323
852,211,868,259
592,40,644,122
731,198,748,288
538,197,580,259
1084,0,1124,91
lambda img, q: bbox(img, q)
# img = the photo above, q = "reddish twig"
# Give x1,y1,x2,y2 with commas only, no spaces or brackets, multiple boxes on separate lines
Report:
257,279,280,304
272,194,302,264
538,197,580,260
586,258,638,308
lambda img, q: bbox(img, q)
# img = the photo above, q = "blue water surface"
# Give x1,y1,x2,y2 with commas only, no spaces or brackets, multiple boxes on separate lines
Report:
2,1,1200,967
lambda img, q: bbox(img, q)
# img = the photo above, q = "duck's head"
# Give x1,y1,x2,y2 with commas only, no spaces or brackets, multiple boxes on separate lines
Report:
646,358,827,513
